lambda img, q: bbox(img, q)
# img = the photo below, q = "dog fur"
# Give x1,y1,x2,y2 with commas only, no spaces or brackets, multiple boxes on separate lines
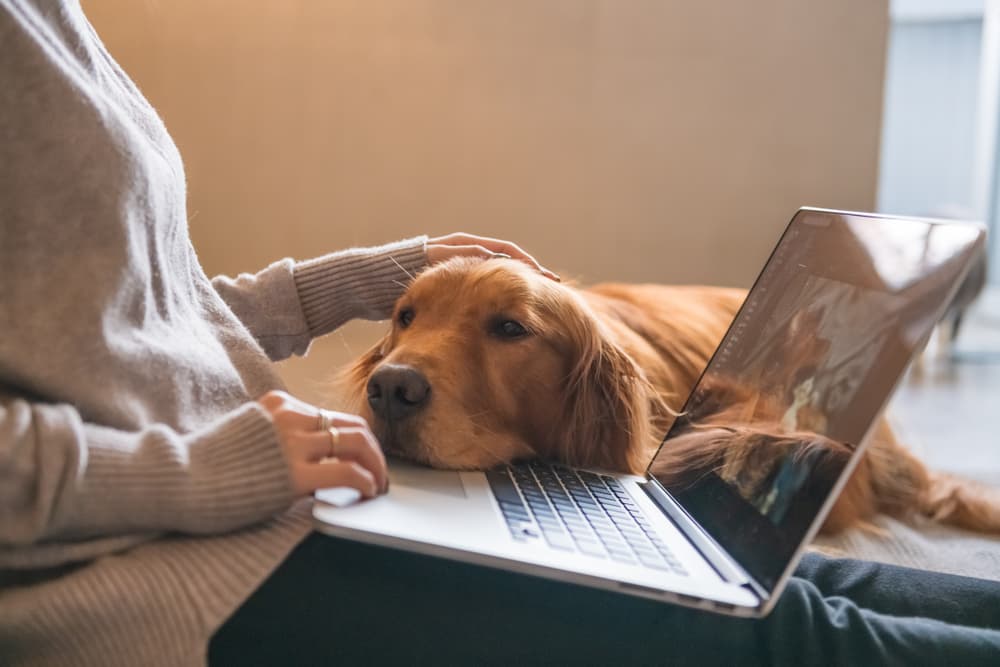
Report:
340,257,1000,535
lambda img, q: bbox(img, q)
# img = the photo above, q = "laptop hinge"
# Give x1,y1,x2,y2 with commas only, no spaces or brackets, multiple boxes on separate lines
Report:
640,479,763,596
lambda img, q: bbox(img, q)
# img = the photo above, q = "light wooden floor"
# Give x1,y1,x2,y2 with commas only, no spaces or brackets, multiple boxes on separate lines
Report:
888,287,1000,487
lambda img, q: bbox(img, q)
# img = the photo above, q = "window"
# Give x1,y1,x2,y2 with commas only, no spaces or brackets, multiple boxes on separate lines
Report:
878,0,999,285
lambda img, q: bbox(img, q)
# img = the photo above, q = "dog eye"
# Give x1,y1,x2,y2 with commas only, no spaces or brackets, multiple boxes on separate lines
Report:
491,318,529,339
397,308,415,328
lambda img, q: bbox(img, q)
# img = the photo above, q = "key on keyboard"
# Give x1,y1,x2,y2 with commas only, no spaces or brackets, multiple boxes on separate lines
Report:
486,462,687,575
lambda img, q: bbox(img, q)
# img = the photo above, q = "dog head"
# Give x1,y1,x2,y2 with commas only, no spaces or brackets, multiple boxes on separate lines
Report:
339,257,654,472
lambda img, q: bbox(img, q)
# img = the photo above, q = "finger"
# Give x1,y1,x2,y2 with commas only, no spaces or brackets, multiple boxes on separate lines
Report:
273,407,326,432
260,390,322,415
269,395,370,433
536,266,561,282
431,232,479,247
430,233,527,261
258,392,325,430
293,460,378,498
319,410,369,430
485,243,560,282
451,235,560,282
442,234,531,260
434,243,533,267
257,389,288,410
327,426,389,492
288,428,389,493
429,234,560,282
289,431,341,463
487,245,560,283
442,244,497,259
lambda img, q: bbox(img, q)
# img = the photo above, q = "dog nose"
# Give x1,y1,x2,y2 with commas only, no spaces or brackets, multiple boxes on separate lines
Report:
367,364,431,421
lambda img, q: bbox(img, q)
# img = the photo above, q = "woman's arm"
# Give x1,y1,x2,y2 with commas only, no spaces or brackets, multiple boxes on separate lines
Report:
0,394,293,549
0,390,388,551
209,237,428,362
210,233,556,362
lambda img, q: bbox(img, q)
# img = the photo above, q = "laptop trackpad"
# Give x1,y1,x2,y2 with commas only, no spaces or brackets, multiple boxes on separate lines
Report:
388,457,467,499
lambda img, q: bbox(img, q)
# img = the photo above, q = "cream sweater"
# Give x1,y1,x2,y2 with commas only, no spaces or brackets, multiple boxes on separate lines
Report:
0,1,426,663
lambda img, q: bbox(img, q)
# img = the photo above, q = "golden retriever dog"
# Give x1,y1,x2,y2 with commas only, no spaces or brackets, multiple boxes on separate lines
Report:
340,257,1000,535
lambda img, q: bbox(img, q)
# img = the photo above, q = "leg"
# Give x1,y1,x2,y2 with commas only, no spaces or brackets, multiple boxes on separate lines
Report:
209,533,1000,666
794,552,1000,630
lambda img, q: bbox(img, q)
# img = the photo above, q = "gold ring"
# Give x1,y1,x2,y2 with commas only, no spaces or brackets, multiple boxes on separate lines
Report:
318,410,332,432
327,426,340,458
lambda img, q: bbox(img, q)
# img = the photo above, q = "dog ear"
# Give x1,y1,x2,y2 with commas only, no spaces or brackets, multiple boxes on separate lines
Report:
548,295,653,474
334,334,389,413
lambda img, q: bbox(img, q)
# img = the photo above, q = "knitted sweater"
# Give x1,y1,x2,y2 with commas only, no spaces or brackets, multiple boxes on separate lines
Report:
0,1,426,663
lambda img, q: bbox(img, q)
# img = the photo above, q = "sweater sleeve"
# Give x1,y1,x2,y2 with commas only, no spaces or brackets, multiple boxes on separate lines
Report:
210,236,428,361
0,395,295,548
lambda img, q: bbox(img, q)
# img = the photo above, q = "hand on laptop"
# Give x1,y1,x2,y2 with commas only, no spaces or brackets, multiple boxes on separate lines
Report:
258,390,389,498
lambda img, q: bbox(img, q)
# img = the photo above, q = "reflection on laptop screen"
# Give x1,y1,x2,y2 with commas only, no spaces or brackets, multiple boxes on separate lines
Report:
649,210,984,592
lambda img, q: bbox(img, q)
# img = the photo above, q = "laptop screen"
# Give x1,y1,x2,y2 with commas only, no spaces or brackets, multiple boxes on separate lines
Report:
648,209,985,594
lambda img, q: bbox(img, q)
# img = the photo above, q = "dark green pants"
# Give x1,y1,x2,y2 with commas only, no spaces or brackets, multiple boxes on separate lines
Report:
209,532,1000,666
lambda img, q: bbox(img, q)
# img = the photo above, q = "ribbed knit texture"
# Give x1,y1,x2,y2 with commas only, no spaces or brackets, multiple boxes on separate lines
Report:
295,239,428,339
0,1,427,664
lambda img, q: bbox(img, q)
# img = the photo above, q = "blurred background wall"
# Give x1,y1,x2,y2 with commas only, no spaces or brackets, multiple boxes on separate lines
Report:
83,0,889,403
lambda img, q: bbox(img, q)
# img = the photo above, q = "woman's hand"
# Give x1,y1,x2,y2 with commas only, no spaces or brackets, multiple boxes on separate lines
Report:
427,233,559,281
258,390,388,498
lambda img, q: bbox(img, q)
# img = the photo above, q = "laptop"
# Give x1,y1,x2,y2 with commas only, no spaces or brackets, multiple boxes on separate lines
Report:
313,207,986,617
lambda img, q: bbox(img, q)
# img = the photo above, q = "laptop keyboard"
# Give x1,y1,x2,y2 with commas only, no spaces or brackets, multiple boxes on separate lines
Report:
486,462,687,575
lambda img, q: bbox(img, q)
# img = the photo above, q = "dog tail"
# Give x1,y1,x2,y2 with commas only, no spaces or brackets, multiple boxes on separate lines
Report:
864,426,1000,534
919,472,1000,534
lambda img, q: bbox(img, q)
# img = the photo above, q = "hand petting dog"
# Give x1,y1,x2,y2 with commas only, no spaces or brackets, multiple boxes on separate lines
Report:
427,232,560,282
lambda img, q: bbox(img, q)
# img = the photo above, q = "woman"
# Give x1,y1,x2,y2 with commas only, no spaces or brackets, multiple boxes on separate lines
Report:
3,2,1000,665
0,0,554,662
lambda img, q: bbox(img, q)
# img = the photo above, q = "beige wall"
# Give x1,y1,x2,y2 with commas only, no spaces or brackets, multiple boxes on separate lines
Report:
84,1,889,404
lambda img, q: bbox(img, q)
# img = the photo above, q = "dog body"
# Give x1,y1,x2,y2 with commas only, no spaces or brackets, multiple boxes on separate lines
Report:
343,258,1000,535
